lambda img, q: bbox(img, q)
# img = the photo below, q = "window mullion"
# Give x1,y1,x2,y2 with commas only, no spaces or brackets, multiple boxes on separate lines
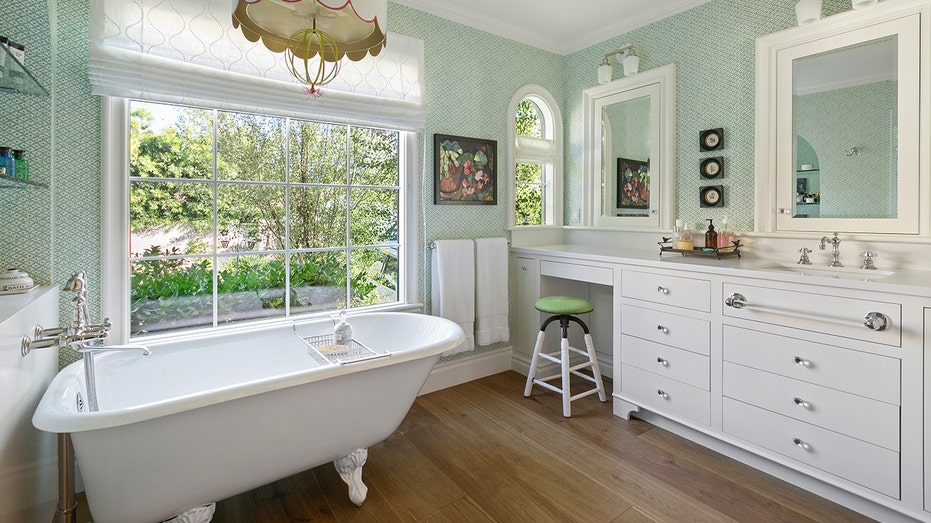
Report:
211,109,219,329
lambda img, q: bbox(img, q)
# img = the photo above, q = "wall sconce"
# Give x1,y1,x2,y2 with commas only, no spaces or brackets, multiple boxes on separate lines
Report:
597,44,638,84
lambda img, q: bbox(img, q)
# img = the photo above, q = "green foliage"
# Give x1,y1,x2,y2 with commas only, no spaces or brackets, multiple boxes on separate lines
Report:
514,99,545,225
128,102,402,333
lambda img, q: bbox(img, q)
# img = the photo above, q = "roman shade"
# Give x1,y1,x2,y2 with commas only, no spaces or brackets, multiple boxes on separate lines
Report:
88,0,425,130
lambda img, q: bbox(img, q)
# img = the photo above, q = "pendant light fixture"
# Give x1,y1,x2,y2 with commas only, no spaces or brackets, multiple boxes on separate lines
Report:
232,0,387,95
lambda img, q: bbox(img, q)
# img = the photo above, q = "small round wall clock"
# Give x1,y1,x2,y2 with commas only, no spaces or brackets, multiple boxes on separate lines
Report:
700,128,724,151
700,185,724,207
700,157,723,179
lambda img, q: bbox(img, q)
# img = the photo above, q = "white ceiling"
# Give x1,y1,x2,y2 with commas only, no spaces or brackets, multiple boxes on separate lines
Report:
390,0,712,55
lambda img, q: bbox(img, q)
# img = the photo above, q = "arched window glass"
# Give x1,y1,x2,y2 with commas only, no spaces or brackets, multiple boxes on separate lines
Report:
510,87,562,227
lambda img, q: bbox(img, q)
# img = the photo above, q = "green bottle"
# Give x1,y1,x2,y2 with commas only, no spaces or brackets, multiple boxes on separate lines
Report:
12,149,27,180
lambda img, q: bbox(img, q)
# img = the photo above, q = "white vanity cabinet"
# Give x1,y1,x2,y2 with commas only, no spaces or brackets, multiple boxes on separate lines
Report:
510,245,930,521
616,269,712,426
721,282,903,499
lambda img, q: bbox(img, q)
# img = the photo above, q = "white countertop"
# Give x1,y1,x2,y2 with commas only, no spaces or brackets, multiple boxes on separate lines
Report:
511,244,931,298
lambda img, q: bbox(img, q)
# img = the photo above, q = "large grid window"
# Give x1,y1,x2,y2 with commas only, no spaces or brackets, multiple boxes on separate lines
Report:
129,101,402,336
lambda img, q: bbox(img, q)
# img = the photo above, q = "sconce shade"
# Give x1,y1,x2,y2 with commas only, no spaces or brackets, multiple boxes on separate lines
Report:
623,55,640,76
598,63,613,84
232,0,387,62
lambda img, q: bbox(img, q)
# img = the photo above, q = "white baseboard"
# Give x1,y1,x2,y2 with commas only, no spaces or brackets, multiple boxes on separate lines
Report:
420,347,513,395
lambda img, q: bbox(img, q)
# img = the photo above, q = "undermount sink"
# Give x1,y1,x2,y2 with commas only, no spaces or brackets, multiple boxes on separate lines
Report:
763,263,895,281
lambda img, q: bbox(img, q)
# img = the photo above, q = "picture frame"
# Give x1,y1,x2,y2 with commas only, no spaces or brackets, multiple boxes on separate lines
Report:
699,128,724,151
616,157,650,209
434,134,497,204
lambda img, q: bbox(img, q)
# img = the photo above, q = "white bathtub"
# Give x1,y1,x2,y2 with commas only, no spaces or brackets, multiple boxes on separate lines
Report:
33,312,464,523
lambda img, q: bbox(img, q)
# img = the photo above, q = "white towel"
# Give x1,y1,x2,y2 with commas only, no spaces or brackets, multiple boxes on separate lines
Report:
431,239,475,355
474,237,510,346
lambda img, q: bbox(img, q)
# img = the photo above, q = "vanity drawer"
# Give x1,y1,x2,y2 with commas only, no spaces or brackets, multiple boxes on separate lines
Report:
621,364,710,426
723,325,900,404
540,260,613,286
621,270,711,312
722,283,901,347
723,398,899,499
724,362,899,451
621,335,710,390
621,304,710,356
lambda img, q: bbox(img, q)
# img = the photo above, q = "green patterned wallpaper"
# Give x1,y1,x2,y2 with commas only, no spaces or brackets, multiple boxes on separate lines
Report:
562,0,854,231
0,0,866,368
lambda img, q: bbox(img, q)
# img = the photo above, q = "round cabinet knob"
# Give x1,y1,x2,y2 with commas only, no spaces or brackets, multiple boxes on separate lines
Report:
656,286,669,295
792,437,811,450
656,325,669,334
793,397,811,409
657,390,669,399
793,356,812,367
656,357,669,367
863,312,888,331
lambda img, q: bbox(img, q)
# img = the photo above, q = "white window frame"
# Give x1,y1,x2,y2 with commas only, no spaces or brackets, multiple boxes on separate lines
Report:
508,85,563,228
100,97,420,344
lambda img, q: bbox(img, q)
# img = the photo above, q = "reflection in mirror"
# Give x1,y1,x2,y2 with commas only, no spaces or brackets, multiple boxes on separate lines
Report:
755,2,923,235
602,95,651,218
792,36,897,220
583,63,675,230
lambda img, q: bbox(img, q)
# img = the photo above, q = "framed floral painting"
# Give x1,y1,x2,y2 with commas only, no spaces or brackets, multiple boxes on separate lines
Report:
434,134,497,205
616,157,650,209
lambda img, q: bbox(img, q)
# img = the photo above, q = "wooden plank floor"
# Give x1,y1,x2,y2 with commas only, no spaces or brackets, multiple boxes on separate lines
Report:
75,371,874,522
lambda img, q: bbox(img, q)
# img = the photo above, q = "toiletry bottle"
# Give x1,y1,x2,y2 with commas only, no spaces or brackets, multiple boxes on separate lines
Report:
673,219,683,244
705,219,717,250
12,149,27,180
717,215,730,249
676,227,693,250
0,147,14,179
333,311,352,346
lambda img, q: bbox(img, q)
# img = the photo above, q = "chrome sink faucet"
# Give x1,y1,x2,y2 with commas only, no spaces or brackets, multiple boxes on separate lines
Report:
819,232,843,267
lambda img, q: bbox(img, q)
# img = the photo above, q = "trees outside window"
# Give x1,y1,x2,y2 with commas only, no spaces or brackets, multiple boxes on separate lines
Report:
128,101,402,336
510,87,562,227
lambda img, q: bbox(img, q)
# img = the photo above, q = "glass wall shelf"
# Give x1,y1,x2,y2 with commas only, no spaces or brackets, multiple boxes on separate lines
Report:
0,174,46,189
0,42,48,96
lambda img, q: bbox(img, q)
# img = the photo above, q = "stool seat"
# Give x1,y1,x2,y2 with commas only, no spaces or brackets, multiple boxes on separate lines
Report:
524,295,606,417
534,296,593,315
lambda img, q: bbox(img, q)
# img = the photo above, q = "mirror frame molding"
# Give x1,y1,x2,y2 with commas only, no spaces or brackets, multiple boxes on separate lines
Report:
754,0,931,236
583,63,676,230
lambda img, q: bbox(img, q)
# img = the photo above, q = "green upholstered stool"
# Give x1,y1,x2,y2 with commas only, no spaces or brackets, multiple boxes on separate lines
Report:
523,296,607,417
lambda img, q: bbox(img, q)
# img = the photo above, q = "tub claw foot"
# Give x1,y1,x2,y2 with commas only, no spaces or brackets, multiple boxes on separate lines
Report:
162,502,215,523
334,448,368,506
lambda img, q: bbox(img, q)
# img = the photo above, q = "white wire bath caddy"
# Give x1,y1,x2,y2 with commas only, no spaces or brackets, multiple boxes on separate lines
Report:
293,326,391,365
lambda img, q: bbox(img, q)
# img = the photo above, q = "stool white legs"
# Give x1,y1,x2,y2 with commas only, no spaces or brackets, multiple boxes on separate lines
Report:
523,330,547,397
524,316,607,417
583,332,607,402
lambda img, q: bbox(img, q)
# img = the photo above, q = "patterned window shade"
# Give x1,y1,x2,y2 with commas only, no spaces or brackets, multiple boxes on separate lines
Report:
88,0,426,130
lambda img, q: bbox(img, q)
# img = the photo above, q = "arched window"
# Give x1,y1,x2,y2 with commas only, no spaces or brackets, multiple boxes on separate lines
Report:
508,86,562,227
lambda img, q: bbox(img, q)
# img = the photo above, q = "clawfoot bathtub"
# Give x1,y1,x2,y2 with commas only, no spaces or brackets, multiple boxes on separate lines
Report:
33,312,464,523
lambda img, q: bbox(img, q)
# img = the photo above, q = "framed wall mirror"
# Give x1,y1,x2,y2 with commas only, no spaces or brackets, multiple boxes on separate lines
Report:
583,63,676,230
755,0,930,235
